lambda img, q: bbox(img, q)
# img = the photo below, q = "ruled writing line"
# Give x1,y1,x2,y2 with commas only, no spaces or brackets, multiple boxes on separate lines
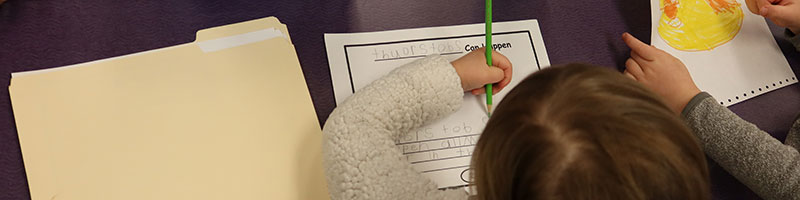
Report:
396,133,479,145
421,164,470,173
374,51,463,62
403,144,475,155
411,154,471,164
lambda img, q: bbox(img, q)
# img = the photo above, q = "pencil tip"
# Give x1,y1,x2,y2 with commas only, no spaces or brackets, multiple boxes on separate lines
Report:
487,104,493,116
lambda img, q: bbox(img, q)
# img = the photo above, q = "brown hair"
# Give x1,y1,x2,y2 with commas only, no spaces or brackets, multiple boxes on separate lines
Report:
471,63,709,200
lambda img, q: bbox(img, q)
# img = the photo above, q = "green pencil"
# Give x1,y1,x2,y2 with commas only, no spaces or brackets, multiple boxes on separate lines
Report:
485,0,493,116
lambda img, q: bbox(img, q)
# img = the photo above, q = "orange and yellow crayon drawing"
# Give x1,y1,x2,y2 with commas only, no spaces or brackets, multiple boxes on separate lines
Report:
658,0,744,51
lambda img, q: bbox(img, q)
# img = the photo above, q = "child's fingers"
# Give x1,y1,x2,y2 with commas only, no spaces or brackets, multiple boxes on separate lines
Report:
484,67,505,85
493,77,510,93
492,72,512,93
488,50,513,92
471,88,485,95
747,0,776,14
490,50,513,71
625,58,645,78
624,70,637,80
630,51,650,73
622,32,656,61
472,87,500,95
492,84,503,95
745,0,759,14
764,0,777,6
471,69,506,95
492,63,513,93
761,4,791,27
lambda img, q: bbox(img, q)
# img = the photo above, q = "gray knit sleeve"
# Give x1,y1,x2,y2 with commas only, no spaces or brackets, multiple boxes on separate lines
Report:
781,28,800,151
682,92,800,200
784,29,800,52
322,55,468,200
787,115,800,150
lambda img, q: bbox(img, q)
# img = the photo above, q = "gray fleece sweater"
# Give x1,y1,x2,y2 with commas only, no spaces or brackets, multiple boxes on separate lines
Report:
322,55,468,200
679,29,800,200
682,93,800,200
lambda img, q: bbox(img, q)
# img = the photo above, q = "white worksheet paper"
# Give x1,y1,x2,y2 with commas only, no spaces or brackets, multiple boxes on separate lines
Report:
325,19,550,188
649,0,796,106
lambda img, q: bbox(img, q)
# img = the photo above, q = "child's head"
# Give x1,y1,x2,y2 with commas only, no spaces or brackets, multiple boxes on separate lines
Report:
472,63,709,199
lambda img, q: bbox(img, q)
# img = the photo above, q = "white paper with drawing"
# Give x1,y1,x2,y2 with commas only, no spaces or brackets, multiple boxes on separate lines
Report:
324,20,550,188
650,0,796,106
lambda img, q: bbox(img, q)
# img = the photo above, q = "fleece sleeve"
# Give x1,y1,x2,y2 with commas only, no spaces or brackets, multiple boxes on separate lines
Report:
321,55,469,200
681,92,800,200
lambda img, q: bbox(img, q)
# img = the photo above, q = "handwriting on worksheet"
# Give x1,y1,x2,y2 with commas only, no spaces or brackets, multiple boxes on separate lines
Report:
371,41,463,61
371,41,515,62
326,20,550,189
398,119,486,167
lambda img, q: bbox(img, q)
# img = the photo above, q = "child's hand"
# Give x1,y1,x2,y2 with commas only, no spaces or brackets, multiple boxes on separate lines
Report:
450,48,513,95
748,0,800,33
622,33,701,114
747,0,762,13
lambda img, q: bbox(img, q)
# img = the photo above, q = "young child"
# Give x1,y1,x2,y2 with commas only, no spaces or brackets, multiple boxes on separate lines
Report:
323,48,710,199
621,27,800,199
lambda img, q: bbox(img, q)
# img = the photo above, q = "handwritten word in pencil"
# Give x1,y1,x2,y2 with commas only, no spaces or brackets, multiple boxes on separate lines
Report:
401,134,479,155
372,41,463,61
398,122,479,144
404,135,479,163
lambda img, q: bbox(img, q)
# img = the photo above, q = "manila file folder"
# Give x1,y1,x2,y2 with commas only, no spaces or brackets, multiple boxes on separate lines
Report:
9,17,329,200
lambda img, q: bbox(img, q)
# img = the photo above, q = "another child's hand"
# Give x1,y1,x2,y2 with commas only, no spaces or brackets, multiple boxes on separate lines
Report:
450,48,513,95
622,33,701,114
747,0,800,34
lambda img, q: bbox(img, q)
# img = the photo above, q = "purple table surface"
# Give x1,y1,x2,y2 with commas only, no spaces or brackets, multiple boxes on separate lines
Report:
1,0,798,199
